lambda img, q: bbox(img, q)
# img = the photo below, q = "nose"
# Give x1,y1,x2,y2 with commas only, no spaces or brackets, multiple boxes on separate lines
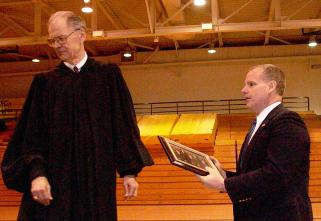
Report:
51,41,61,48
241,85,247,94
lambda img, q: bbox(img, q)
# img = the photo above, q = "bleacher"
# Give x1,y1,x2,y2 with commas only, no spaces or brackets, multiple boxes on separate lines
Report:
0,109,320,220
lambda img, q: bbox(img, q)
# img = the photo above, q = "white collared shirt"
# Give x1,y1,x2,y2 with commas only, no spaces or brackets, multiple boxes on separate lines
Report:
64,53,88,72
248,101,282,142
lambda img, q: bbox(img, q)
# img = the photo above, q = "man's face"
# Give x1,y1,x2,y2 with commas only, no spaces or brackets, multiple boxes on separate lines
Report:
241,67,272,114
48,17,84,64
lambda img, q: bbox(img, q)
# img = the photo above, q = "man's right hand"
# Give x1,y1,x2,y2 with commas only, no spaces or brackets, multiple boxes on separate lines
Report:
210,156,227,179
31,176,53,206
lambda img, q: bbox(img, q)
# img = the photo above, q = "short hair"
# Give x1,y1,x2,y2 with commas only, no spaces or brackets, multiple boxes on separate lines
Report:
48,11,86,31
250,64,286,96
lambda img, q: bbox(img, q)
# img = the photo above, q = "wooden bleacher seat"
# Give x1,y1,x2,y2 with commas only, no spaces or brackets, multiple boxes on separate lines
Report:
0,112,321,221
170,113,217,145
137,114,179,145
125,113,232,206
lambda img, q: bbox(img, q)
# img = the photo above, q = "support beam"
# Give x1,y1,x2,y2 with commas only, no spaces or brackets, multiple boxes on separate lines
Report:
0,1,32,7
39,0,56,16
212,0,223,46
33,0,42,38
161,0,185,24
287,0,313,20
158,0,182,52
258,31,291,45
101,19,321,39
0,12,32,36
1,19,321,47
174,39,179,56
98,0,125,29
161,0,193,26
0,27,10,36
104,0,146,27
98,0,152,50
143,45,159,64
91,0,98,31
157,0,169,21
221,0,255,23
264,0,277,45
274,0,281,22
145,0,156,34
197,41,210,49
127,41,154,50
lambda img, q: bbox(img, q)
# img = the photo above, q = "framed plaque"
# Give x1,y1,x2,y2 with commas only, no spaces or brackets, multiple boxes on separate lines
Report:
158,136,223,176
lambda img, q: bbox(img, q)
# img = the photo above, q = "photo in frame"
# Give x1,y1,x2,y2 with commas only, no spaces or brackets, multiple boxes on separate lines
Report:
158,136,224,177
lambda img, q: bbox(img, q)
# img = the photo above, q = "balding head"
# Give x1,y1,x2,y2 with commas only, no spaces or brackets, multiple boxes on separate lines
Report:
48,11,86,32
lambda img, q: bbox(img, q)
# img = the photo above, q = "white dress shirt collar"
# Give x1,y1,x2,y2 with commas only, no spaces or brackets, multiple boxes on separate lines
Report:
64,53,88,72
249,101,282,142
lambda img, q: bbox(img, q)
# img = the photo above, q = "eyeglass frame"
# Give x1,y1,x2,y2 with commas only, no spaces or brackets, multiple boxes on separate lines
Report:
47,28,81,47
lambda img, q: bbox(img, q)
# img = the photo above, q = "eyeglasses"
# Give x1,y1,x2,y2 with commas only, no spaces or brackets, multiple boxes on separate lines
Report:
47,29,80,47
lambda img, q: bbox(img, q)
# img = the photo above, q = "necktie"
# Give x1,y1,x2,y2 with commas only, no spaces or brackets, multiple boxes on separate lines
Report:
240,119,257,168
73,66,79,73
246,119,257,144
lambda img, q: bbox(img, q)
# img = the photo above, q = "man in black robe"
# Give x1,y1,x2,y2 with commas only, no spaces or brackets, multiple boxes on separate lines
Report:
1,11,154,221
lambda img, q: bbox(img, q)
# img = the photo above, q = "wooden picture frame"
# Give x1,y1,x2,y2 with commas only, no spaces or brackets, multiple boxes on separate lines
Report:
158,136,218,176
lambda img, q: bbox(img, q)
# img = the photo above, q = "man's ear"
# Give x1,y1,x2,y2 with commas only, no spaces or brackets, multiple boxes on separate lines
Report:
268,80,277,93
80,30,86,42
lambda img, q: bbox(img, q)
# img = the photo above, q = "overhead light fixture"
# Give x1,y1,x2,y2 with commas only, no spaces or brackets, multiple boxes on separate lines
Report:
207,34,216,54
194,0,206,6
121,45,135,63
154,36,159,43
92,30,104,37
84,0,90,3
202,23,213,30
122,45,132,58
308,36,317,47
208,43,216,54
81,6,93,13
32,58,40,63
123,51,132,58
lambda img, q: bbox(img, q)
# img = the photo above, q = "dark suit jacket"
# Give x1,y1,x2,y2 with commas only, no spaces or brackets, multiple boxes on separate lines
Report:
225,104,313,221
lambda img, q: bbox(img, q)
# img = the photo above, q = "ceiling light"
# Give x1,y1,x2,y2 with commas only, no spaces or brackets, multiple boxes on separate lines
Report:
81,6,93,13
202,23,213,30
84,0,90,3
308,36,317,47
154,36,159,43
194,0,206,6
208,48,216,54
122,45,133,58
123,51,132,58
92,30,104,37
121,47,135,63
208,43,216,54
32,58,40,63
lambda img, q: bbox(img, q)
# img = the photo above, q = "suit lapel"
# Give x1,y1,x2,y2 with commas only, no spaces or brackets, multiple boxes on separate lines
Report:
238,104,285,171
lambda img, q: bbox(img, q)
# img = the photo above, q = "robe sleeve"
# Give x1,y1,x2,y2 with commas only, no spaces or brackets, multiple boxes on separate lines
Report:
107,64,154,177
1,74,49,193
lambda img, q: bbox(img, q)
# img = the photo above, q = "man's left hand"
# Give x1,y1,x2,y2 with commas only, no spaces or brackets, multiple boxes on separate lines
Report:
196,166,226,192
123,175,138,200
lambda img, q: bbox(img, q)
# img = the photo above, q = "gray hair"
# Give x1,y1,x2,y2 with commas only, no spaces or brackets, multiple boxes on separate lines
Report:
48,11,86,31
250,64,286,96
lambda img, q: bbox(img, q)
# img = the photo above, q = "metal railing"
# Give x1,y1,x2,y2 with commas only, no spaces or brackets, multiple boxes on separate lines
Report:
0,96,310,120
134,97,310,115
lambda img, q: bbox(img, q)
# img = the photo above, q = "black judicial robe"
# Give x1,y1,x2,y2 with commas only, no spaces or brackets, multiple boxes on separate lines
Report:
1,58,154,221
